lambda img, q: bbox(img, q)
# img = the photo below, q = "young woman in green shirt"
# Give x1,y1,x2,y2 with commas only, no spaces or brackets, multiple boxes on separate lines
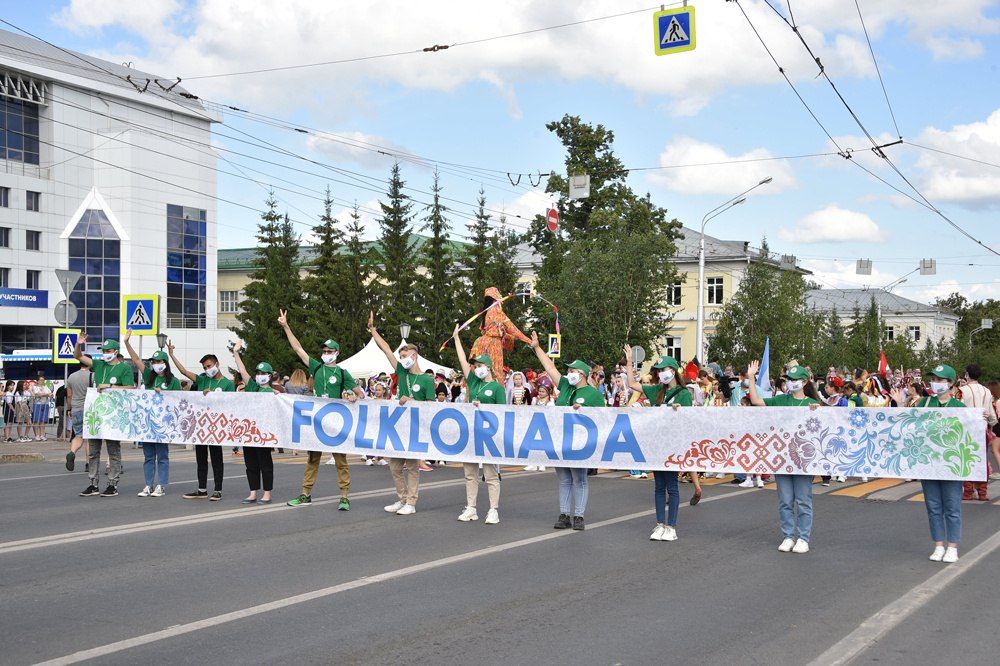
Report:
125,330,180,497
234,340,275,505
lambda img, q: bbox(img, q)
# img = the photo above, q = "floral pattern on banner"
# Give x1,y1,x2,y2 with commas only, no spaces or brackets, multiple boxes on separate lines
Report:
85,390,279,447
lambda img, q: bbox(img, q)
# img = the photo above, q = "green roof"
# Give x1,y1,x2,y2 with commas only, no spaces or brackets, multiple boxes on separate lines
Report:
218,234,472,270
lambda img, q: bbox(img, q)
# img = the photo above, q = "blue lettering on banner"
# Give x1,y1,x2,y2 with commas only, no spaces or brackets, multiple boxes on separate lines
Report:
0,287,48,309
291,401,314,444
408,408,430,454
355,404,375,449
562,413,599,460
474,412,501,457
375,405,406,451
314,402,352,447
518,412,559,460
603,414,645,463
430,408,468,456
503,412,516,458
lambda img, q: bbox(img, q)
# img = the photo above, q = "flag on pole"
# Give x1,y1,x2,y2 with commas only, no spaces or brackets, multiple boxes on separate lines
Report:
757,336,773,398
878,350,888,375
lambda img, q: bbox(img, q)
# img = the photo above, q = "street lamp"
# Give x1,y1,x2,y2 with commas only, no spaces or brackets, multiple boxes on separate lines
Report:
695,177,772,362
399,321,411,342
156,332,168,350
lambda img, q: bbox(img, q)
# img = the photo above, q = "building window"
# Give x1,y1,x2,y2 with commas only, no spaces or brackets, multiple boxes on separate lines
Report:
67,209,121,340
26,191,40,212
0,226,9,248
1,97,41,165
26,230,40,251
666,282,682,307
0,267,8,288
707,277,724,305
516,281,531,294
219,290,239,313
26,269,40,290
908,325,921,342
166,204,207,329
665,336,682,363
0,186,9,207
885,325,894,341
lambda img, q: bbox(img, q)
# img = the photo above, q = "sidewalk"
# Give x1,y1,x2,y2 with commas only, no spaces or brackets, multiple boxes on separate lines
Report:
0,438,141,464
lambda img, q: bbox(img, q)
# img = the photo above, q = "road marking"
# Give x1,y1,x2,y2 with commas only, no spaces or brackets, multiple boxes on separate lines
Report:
867,482,922,502
807,526,1000,666
908,493,925,502
30,488,754,666
830,478,903,498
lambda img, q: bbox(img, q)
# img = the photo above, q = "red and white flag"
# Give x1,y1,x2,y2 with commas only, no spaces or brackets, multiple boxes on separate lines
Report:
878,350,888,375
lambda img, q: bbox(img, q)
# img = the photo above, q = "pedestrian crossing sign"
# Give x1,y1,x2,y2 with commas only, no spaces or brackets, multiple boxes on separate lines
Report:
654,6,696,55
121,295,159,335
53,328,81,364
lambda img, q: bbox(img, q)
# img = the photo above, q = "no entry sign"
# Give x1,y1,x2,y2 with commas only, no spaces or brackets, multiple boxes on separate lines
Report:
546,208,559,232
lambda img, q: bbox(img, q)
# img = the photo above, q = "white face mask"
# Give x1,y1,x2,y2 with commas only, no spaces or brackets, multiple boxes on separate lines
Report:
930,381,950,396
658,370,675,384
151,363,166,374
321,352,337,364
399,355,416,370
474,366,490,380
205,365,220,378
102,352,116,362
566,372,582,386
786,380,805,393
255,374,270,386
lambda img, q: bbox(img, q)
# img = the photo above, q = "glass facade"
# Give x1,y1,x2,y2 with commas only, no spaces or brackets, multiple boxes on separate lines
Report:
0,97,40,165
166,204,207,328
67,210,120,340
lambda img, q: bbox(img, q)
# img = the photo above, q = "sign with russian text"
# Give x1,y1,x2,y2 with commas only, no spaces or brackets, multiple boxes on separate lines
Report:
0,287,48,308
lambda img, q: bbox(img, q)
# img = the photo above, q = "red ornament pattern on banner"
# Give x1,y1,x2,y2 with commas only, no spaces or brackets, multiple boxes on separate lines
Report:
665,431,790,472
194,411,279,447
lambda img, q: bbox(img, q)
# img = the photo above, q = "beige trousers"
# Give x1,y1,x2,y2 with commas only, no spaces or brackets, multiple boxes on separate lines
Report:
464,463,500,510
302,451,350,496
388,458,421,505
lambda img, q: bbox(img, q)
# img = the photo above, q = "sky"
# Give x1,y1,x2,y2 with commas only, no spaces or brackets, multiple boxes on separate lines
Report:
5,0,1000,306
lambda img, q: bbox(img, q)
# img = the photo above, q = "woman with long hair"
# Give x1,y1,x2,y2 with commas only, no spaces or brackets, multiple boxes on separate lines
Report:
469,287,532,386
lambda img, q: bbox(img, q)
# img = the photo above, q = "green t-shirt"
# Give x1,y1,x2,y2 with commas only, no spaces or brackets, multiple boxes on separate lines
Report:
918,396,964,408
308,358,357,398
395,363,435,401
194,373,236,393
554,376,605,407
141,368,181,391
91,359,134,388
466,371,505,404
244,379,273,393
641,384,693,407
848,393,865,407
764,394,820,407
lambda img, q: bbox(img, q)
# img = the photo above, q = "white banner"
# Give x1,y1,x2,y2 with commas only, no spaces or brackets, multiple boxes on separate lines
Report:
83,389,987,480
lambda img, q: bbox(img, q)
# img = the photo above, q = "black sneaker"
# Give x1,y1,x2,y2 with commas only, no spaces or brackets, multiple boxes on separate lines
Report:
210,491,222,501
554,513,571,530
66,452,76,471
85,463,89,473
79,484,100,497
730,478,743,485
183,490,209,499
100,484,118,497
572,515,585,531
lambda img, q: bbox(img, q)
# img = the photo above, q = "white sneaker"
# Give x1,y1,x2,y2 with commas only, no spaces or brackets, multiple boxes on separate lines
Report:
756,477,765,488
792,538,810,554
484,508,499,524
738,479,754,488
137,485,152,497
836,476,846,482
929,546,945,562
650,525,665,541
661,526,678,541
365,458,375,466
715,473,727,479
396,503,416,515
942,547,959,563
377,459,388,466
324,457,337,465
628,473,643,479
861,476,869,483
151,485,165,497
639,472,648,479
524,465,538,472
778,538,795,552
538,466,546,472
384,500,405,513
458,506,479,522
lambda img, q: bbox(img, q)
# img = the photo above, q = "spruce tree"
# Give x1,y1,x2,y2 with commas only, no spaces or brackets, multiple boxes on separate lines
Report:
373,163,423,342
298,187,349,354
339,202,377,354
457,188,494,319
414,172,458,364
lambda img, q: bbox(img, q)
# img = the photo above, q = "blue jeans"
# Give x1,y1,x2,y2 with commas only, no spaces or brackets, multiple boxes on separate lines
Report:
653,471,679,526
921,479,962,543
142,442,169,487
776,474,813,542
556,467,588,516
732,473,747,482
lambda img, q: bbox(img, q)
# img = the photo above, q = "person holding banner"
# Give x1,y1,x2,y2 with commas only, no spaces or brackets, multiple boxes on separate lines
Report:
233,340,275,504
748,362,820,554
170,342,234,501
531,332,604,531
278,310,361,510
73,334,135,498
124,330,179,498
453,324,505,524
369,312,435,515
623,348,690,542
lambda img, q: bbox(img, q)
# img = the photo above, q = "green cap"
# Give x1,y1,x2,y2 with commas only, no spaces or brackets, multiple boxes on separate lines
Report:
928,364,956,382
322,339,340,352
564,359,591,374
100,339,120,350
783,365,809,380
255,362,273,374
472,354,493,369
150,350,169,361
651,355,680,370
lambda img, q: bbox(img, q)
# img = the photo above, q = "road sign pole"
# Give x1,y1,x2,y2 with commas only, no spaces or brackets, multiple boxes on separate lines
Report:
63,276,70,396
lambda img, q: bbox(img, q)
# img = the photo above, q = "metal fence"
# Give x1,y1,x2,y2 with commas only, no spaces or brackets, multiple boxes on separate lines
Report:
2,394,61,442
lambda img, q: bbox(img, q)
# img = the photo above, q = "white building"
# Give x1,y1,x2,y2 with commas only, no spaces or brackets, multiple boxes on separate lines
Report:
0,28,235,379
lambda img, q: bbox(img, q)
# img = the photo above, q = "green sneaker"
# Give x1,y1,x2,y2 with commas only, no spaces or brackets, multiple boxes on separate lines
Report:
338,497,350,511
287,494,312,507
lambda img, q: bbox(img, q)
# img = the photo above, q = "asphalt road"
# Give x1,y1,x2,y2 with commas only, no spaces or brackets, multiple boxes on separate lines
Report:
2,447,999,666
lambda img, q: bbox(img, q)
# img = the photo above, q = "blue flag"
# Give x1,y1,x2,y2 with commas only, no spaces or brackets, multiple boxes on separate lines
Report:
757,336,772,398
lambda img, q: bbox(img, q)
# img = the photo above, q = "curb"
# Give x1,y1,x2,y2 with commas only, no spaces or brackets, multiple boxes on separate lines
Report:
0,453,47,464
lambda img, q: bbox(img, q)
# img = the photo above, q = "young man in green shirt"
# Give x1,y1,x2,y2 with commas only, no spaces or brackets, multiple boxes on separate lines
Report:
234,340,276,504
170,341,236,501
74,333,135,497
279,309,363,510
453,324,505,524
369,312,435,515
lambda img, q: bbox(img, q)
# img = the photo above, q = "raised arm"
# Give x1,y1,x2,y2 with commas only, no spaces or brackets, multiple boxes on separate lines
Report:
278,309,310,366
368,311,398,367
122,329,147,374
233,339,250,384
500,310,532,344
453,324,471,378
622,345,643,393
74,332,93,369
531,331,561,385
167,340,198,382
746,360,766,406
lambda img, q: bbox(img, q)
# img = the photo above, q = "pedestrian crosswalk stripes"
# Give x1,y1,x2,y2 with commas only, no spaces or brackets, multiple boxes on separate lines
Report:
830,478,904,497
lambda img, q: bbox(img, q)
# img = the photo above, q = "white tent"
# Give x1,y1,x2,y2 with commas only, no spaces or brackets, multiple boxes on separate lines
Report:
338,337,454,380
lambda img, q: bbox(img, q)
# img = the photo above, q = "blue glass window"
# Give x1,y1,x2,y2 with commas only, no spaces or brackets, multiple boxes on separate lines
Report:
1,98,40,165
166,204,207,328
65,209,120,339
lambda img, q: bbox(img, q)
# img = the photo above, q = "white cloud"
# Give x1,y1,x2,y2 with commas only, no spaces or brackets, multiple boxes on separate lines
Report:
801,259,900,290
305,131,409,170
927,36,986,61
902,279,1000,304
648,136,797,195
779,205,889,243
53,0,184,41
910,108,1000,209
